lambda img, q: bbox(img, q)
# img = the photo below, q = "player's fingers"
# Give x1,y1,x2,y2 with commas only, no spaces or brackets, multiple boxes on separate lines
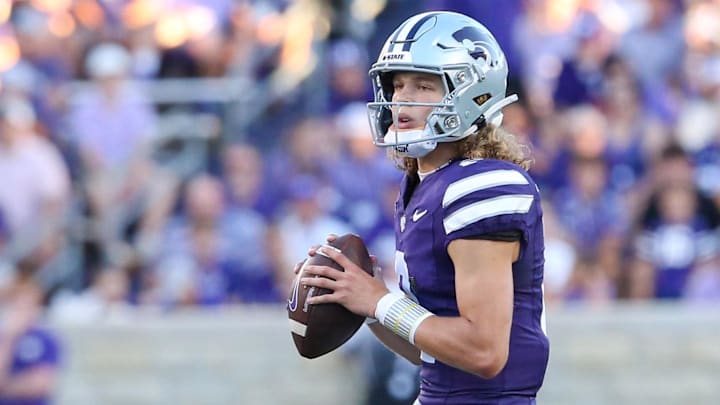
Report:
317,245,357,272
307,244,322,256
293,259,307,274
302,264,341,280
301,276,335,290
307,292,337,305
326,234,338,242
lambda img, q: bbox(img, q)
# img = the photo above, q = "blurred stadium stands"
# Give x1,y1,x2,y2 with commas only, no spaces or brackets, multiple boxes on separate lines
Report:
0,0,718,403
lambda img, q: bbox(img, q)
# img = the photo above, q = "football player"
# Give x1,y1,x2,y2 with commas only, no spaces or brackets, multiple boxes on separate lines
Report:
300,11,549,404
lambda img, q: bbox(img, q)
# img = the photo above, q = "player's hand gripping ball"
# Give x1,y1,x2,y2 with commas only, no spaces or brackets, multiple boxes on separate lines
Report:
287,233,373,358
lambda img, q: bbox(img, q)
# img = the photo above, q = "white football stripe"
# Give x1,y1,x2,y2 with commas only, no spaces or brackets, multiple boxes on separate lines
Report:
420,350,436,363
289,319,308,337
443,194,534,234
443,170,528,208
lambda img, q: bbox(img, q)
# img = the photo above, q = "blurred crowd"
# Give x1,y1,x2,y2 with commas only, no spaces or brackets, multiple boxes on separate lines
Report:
0,0,718,315
0,0,718,402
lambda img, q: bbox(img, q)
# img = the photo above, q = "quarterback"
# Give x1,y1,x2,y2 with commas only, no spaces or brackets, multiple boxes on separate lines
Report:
301,11,549,404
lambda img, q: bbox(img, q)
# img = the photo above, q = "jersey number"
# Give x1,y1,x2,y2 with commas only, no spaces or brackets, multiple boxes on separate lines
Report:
394,251,418,301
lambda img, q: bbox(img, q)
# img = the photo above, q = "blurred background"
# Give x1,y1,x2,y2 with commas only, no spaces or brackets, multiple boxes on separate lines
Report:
0,0,718,404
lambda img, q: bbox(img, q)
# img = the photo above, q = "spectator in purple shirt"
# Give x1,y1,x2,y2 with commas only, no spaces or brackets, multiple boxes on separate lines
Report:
69,42,157,172
630,182,719,299
0,279,61,405
148,175,277,307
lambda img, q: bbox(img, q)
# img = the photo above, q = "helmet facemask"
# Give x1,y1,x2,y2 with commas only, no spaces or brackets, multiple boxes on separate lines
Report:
367,64,485,158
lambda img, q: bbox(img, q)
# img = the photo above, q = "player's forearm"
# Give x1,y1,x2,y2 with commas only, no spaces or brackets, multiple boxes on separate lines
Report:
412,315,508,378
368,323,421,365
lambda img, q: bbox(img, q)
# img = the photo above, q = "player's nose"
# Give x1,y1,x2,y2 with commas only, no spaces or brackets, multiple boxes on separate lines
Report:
393,86,415,103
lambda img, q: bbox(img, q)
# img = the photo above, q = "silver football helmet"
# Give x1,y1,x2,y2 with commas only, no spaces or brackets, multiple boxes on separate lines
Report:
367,11,517,158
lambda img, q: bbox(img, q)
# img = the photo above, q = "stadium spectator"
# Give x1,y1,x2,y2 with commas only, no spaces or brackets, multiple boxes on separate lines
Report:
629,182,720,299
69,42,157,171
552,154,625,295
267,118,341,190
0,278,61,405
326,40,373,114
148,175,276,307
48,267,133,325
68,42,179,283
512,0,578,116
541,206,578,305
329,103,400,236
221,142,280,220
268,175,354,292
638,143,720,228
0,95,71,273
563,256,616,304
617,0,685,92
553,14,613,108
628,143,720,299
598,55,656,193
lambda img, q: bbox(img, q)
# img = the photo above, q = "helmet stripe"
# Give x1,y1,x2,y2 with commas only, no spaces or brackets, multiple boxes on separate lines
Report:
386,18,413,53
386,13,439,53
401,13,438,51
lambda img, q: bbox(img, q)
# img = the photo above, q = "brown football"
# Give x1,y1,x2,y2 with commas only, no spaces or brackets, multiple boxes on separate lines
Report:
287,233,373,359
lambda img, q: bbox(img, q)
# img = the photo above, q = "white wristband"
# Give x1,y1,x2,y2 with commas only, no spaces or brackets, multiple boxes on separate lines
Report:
374,293,433,344
374,293,404,322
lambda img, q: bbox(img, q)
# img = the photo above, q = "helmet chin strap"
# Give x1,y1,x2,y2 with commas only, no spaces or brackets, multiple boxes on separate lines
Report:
384,129,438,158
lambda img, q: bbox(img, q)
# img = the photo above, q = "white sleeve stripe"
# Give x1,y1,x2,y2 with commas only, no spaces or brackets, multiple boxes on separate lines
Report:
443,194,534,234
442,170,529,208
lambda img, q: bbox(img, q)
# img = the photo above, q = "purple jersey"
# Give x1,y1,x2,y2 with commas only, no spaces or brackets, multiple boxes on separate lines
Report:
393,159,549,403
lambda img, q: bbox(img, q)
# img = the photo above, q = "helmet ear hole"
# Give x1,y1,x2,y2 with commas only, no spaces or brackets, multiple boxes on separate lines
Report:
471,94,492,128
474,93,491,107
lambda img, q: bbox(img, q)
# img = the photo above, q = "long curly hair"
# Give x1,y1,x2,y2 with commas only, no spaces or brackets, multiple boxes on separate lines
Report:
391,125,533,176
